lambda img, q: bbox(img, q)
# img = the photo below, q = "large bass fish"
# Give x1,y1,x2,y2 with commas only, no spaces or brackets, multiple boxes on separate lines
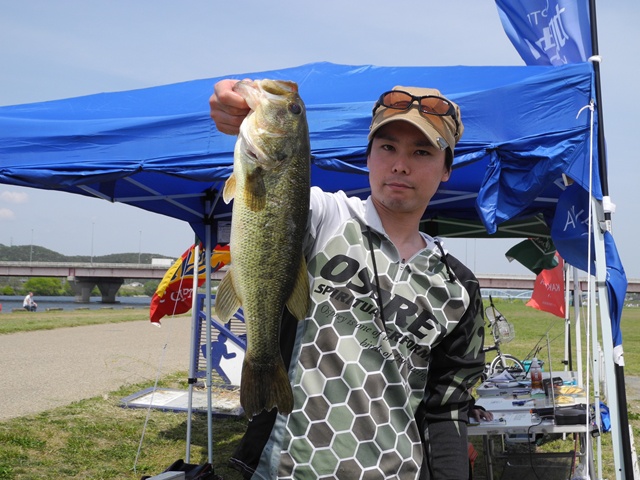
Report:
215,79,311,418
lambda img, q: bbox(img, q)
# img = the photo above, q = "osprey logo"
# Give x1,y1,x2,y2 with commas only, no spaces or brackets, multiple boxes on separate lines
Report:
314,253,439,341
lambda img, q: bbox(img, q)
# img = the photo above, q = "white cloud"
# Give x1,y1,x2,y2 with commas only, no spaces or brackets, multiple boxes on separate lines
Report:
0,191,28,204
0,208,15,220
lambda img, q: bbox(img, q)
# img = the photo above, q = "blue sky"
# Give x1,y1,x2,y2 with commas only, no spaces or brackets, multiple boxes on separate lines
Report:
1,1,638,277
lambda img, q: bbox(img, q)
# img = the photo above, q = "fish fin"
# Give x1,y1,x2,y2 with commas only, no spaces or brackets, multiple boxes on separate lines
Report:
241,357,293,419
286,255,310,321
245,168,266,211
214,269,242,322
223,173,236,204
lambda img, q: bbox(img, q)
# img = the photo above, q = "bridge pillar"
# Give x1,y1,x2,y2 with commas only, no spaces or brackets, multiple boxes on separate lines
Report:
68,277,124,303
69,279,96,303
96,279,124,304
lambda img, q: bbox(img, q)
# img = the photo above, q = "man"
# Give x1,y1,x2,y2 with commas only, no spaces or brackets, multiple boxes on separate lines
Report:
23,291,37,312
210,82,485,479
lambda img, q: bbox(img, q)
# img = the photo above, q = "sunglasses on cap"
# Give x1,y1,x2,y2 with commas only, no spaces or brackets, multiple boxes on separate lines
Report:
372,90,460,138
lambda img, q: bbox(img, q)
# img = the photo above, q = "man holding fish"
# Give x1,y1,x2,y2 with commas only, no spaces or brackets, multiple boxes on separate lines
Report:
210,80,485,480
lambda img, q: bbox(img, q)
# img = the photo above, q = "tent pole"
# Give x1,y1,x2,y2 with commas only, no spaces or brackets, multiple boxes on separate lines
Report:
588,277,603,479
563,262,572,372
591,197,625,479
185,243,200,463
573,267,584,387
205,220,214,464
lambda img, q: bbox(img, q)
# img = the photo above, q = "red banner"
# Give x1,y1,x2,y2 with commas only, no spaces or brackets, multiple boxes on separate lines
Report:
149,243,230,324
526,254,565,318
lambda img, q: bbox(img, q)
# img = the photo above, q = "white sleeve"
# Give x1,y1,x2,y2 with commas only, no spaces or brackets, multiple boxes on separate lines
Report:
304,187,366,258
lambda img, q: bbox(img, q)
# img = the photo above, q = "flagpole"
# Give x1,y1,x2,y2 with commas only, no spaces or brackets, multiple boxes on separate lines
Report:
587,0,609,208
588,1,634,478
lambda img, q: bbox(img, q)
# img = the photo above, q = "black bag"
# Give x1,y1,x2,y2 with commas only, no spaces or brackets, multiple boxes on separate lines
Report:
140,459,220,480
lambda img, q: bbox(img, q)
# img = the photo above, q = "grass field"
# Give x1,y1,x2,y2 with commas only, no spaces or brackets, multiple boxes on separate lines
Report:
0,307,177,335
0,300,638,479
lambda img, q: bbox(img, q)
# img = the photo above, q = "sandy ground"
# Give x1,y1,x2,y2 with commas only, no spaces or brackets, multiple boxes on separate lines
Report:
0,319,193,421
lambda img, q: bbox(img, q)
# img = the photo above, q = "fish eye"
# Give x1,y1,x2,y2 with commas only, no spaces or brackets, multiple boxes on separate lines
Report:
289,102,302,115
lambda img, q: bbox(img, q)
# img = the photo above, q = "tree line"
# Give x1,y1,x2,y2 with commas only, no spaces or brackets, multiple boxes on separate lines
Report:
0,243,171,264
0,278,160,297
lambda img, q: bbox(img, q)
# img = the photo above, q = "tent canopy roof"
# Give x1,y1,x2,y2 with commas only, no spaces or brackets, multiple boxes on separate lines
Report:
0,62,598,243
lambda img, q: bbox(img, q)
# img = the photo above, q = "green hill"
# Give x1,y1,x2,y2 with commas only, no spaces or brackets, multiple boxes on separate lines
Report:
0,244,172,264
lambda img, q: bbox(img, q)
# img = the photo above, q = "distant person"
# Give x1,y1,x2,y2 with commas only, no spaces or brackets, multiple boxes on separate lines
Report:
23,292,37,312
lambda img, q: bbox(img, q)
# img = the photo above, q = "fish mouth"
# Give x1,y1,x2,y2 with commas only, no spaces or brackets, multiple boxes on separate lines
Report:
233,79,297,110
260,79,298,95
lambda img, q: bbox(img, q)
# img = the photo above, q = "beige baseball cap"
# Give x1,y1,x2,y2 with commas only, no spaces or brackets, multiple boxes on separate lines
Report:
368,86,463,160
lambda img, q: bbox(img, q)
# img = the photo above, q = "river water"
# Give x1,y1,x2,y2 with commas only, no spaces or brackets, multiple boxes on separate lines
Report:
0,295,151,314
0,289,532,314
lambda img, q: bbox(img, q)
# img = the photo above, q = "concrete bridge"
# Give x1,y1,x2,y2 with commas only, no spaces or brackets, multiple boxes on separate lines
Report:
475,273,640,295
1,261,638,303
0,261,226,303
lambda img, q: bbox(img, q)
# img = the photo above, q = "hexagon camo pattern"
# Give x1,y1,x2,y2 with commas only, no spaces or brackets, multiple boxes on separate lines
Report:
277,220,470,479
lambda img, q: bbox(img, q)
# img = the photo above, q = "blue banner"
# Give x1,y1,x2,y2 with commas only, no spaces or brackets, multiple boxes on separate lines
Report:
495,0,592,65
605,232,627,348
551,184,626,347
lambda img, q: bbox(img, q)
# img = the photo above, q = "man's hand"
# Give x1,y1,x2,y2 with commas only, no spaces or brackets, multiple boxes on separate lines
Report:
209,78,251,135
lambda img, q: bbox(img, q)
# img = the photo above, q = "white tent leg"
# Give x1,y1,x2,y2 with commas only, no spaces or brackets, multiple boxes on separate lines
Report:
185,243,200,463
564,263,571,373
592,196,625,480
573,267,584,388
205,223,214,465
589,279,603,479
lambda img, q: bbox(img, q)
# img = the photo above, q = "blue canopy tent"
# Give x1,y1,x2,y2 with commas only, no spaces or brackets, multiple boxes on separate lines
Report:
0,61,625,475
0,62,599,242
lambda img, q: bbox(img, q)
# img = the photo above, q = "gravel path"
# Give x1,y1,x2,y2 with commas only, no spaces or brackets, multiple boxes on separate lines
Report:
0,319,192,421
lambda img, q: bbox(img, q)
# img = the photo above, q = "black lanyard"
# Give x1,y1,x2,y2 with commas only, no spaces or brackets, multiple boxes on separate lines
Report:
365,226,387,329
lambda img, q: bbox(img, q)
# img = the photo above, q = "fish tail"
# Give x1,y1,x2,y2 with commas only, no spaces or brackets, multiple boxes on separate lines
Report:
240,357,293,419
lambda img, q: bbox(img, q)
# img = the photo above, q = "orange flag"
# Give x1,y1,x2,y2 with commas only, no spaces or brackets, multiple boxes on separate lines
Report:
150,243,230,324
526,254,565,318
